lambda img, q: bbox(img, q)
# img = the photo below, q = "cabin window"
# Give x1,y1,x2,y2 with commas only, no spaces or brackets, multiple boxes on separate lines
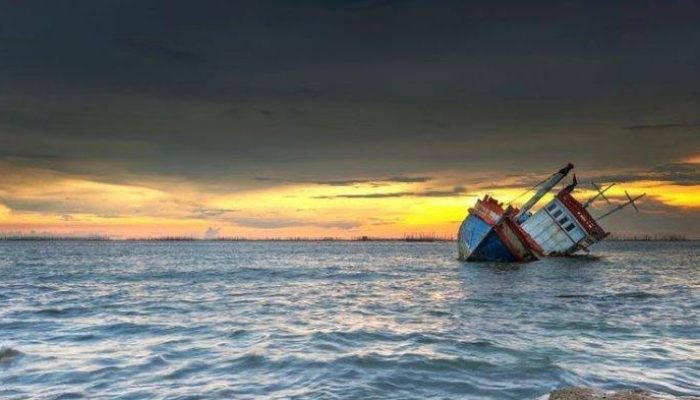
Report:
547,203,557,212
552,209,563,218
564,223,576,232
558,216,569,225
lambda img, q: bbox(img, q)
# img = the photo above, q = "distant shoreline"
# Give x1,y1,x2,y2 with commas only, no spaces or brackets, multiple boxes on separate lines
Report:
606,233,689,242
0,235,693,242
0,234,453,242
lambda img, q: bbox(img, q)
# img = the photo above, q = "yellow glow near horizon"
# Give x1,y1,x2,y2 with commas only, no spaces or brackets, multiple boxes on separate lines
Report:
682,154,700,163
611,180,700,208
0,204,11,218
1,165,699,238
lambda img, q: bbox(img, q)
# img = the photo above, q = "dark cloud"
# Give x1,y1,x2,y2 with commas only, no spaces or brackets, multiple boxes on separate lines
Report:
314,185,469,199
315,191,414,199
191,208,240,218
0,196,144,218
0,0,698,200
367,216,401,226
419,119,450,129
585,163,700,186
118,38,203,64
0,152,69,162
623,122,700,131
252,177,281,182
232,216,359,230
652,163,700,185
253,176,433,186
385,176,434,183
60,214,76,222
1,198,83,215
421,185,469,197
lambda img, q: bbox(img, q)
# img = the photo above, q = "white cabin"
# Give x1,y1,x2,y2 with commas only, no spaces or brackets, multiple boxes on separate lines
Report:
520,198,587,255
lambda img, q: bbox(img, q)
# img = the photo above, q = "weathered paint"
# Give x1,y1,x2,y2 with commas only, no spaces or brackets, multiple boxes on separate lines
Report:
458,195,510,261
457,168,611,262
457,213,492,260
521,199,584,255
468,227,518,262
469,195,505,225
459,195,543,262
521,190,609,256
556,191,607,240
494,216,542,261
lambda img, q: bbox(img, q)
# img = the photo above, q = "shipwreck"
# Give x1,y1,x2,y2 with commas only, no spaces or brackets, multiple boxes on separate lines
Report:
457,163,645,262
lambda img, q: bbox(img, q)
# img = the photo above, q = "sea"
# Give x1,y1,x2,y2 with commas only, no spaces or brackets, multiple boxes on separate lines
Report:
0,240,698,399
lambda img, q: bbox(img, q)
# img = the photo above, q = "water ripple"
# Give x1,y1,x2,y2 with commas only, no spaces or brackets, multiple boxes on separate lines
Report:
0,241,698,399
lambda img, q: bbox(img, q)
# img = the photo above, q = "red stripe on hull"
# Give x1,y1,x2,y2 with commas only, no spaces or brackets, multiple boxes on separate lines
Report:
556,191,608,240
493,215,543,261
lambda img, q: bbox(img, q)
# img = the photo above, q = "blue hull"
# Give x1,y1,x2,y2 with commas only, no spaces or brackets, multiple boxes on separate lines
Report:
467,228,518,262
458,211,535,262
458,214,517,262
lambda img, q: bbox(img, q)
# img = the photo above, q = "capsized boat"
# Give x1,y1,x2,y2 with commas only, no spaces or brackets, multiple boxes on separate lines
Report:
457,164,645,262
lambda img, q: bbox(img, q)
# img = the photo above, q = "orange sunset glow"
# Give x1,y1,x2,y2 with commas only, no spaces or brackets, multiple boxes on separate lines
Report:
2,159,698,239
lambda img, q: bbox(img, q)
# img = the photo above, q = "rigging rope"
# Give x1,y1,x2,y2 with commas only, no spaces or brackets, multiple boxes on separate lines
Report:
506,173,554,206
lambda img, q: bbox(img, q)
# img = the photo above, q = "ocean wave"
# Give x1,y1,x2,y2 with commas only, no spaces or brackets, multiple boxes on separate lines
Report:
555,294,594,299
1,241,698,399
0,347,23,363
335,352,497,372
35,306,92,318
95,322,171,336
53,392,84,400
607,291,662,299
311,329,430,344
555,291,662,300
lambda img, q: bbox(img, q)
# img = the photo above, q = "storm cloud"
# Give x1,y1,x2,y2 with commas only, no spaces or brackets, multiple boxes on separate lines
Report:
313,185,469,199
623,123,700,131
0,0,698,184
586,163,700,187
0,1,699,236
253,176,433,186
232,216,360,230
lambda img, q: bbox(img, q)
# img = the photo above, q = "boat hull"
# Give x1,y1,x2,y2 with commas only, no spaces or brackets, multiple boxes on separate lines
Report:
458,196,543,262
466,225,519,262
457,213,493,260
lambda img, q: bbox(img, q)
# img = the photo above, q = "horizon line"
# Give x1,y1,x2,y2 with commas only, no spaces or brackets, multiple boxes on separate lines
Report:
0,234,693,242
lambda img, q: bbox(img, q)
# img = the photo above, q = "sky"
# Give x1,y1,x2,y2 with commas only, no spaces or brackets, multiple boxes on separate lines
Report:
0,0,699,239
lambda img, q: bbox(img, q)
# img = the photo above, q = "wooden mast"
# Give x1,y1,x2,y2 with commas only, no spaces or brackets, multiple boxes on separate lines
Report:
515,163,574,219
583,182,615,208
